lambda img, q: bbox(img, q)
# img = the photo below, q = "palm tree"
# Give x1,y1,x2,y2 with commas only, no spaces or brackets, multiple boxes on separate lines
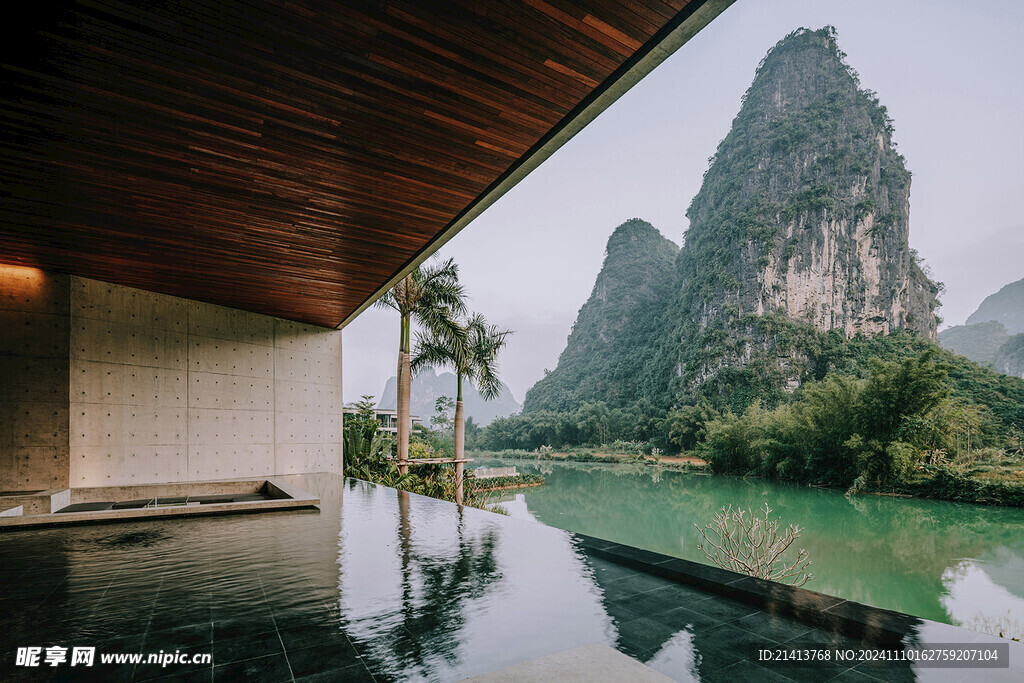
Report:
413,313,511,504
375,259,466,474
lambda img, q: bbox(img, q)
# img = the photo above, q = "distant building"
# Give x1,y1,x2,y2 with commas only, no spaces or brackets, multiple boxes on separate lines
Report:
343,407,423,435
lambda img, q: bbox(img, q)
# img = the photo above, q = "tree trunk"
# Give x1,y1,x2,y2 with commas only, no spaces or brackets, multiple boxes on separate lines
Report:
397,311,411,475
454,372,465,505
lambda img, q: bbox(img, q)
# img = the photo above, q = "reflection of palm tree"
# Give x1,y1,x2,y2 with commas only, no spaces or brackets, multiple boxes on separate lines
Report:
375,259,466,474
348,489,504,679
414,313,511,503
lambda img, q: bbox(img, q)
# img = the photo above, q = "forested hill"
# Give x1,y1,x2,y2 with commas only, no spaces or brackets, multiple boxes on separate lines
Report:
523,218,678,412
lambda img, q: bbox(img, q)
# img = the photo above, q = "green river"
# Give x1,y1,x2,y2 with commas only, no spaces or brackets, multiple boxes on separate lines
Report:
477,457,1024,629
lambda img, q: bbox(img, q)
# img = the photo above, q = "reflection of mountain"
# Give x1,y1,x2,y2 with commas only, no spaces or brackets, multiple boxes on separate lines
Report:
378,366,520,426
941,558,1024,630
977,545,1024,603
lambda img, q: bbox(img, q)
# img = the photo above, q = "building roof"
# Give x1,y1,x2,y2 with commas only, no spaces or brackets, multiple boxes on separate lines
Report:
0,0,730,327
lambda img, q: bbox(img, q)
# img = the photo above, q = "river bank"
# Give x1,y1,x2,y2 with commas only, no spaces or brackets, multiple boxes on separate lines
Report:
472,448,1024,508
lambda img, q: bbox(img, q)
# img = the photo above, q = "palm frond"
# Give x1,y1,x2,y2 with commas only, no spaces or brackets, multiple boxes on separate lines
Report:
412,335,455,374
373,290,399,312
467,314,512,401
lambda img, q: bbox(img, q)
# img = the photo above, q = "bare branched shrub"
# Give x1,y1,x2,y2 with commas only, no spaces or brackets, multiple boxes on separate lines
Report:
694,504,813,586
962,611,1023,642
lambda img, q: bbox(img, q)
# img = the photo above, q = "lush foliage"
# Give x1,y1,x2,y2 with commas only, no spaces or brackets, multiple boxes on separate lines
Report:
696,350,956,490
374,257,467,466
480,400,674,453
992,333,1024,379
343,396,499,510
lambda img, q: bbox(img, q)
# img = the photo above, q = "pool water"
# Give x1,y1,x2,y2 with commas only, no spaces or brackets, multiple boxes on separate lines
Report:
0,473,1017,681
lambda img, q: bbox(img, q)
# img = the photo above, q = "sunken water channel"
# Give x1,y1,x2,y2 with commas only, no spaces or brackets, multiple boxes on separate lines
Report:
480,458,1024,629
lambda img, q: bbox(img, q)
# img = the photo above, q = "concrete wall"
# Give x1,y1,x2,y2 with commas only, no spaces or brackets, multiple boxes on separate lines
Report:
67,277,343,486
0,268,70,492
1,269,342,490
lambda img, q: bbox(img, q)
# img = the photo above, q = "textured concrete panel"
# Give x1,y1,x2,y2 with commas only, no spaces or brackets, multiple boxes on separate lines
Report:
275,443,340,475
0,311,70,359
71,404,124,446
188,372,274,409
0,357,69,404
189,300,275,346
188,336,274,378
274,347,341,385
275,319,343,356
4,446,67,490
70,360,127,404
0,267,69,315
70,445,124,487
9,402,68,447
274,379,341,414
122,445,188,483
188,444,275,480
71,318,187,369
71,277,187,332
275,411,332,444
122,406,187,445
122,366,188,407
188,408,274,445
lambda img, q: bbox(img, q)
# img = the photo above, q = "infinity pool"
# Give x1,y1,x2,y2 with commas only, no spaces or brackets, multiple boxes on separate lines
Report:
0,474,1018,681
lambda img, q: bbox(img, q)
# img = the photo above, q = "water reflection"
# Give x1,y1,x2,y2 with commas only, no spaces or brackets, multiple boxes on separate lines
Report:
336,480,613,679
480,458,1024,625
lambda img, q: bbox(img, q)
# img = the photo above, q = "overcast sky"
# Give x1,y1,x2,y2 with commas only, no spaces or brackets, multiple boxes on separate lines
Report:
344,0,1024,406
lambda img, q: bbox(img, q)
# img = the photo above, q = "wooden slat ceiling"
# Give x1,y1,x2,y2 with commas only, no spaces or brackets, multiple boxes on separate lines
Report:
0,0,705,327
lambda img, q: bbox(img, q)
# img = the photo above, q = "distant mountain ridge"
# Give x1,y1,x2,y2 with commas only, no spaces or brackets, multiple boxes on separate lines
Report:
967,277,1024,334
378,366,520,427
938,277,1024,379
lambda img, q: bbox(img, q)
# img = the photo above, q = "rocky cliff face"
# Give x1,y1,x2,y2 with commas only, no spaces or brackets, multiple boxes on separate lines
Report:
523,219,678,412
662,27,940,397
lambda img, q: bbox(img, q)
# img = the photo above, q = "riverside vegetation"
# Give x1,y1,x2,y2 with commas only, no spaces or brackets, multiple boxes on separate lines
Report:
473,28,1024,507
343,396,517,511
